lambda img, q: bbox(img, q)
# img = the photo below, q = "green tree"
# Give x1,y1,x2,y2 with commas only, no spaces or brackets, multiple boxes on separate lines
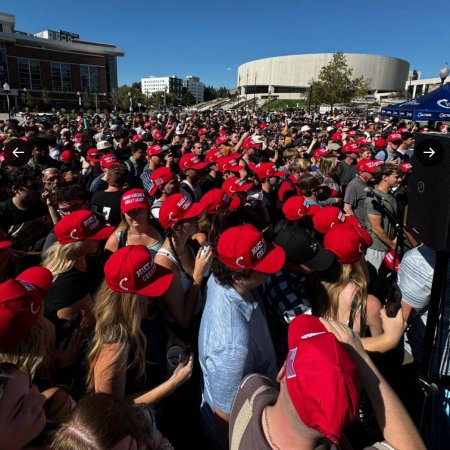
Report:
182,91,196,106
204,85,218,102
82,89,95,111
217,86,229,98
312,52,371,111
41,88,51,111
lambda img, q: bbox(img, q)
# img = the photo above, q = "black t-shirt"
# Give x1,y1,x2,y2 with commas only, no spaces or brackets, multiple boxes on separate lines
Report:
0,198,49,231
0,198,52,250
91,190,123,226
44,258,104,320
198,173,222,195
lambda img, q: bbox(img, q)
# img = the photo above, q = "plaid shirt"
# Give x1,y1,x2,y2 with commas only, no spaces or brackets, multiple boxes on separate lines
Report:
262,269,311,365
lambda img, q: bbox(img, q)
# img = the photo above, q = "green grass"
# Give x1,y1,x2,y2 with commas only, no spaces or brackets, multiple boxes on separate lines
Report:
259,99,307,111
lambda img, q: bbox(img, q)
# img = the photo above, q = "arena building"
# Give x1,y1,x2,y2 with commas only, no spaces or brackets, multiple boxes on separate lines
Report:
237,53,409,100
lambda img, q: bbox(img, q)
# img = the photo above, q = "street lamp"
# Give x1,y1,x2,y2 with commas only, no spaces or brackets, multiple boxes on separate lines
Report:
308,78,315,114
3,82,10,118
22,87,27,110
77,91,81,108
128,91,133,113
137,102,141,113
440,62,449,86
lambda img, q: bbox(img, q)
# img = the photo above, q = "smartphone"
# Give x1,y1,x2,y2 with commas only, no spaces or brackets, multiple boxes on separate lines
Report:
385,281,403,318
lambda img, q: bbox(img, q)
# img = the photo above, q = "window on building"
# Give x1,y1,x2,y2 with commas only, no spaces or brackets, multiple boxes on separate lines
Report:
51,63,72,91
17,58,41,90
80,65,99,93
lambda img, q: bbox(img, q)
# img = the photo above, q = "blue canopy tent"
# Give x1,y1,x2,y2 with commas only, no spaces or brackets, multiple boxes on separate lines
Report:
380,83,450,121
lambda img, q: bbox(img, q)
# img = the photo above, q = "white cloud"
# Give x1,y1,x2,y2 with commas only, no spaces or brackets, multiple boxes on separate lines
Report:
226,67,233,71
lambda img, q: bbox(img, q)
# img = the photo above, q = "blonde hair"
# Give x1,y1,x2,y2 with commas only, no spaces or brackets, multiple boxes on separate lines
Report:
42,240,85,275
86,281,147,392
312,259,368,334
318,155,338,178
292,157,312,174
0,316,54,380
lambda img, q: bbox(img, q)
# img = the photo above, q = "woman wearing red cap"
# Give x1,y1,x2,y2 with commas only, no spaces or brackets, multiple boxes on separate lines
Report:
42,210,114,329
311,223,405,353
104,188,164,257
154,193,212,340
86,245,193,407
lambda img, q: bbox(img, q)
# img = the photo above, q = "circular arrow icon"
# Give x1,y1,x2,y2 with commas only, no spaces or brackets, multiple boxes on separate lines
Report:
3,139,33,167
415,138,444,167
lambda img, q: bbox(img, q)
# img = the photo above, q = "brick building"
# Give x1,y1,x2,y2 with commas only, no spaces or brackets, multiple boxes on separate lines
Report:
0,12,124,111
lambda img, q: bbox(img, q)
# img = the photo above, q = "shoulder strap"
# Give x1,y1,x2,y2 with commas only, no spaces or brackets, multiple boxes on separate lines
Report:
118,229,128,249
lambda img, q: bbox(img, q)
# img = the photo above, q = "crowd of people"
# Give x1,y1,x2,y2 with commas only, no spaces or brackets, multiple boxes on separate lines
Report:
0,108,448,449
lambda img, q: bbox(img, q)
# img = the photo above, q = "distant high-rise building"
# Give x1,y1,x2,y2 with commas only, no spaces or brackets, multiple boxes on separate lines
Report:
141,76,183,98
183,76,204,103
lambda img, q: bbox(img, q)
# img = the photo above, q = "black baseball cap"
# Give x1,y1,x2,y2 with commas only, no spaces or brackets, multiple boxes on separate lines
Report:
275,226,335,271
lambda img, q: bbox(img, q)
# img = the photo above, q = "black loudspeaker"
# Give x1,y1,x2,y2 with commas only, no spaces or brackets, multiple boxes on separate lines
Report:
407,133,450,250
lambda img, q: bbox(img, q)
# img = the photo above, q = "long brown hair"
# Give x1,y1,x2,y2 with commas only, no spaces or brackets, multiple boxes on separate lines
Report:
311,259,368,333
86,282,147,391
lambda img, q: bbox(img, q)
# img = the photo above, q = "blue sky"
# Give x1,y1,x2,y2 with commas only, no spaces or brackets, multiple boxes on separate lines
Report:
1,0,449,88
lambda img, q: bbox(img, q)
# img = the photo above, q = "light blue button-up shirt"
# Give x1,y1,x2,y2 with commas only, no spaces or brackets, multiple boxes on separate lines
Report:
198,275,277,414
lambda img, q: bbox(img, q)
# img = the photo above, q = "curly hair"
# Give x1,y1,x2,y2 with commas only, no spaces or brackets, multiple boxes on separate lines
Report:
8,166,42,190
53,184,89,205
211,252,253,287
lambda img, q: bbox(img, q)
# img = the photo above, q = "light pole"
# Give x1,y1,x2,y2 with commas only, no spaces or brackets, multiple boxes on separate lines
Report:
3,82,10,118
77,91,81,110
138,102,141,113
22,87,27,110
128,91,133,113
308,78,315,114
440,62,449,86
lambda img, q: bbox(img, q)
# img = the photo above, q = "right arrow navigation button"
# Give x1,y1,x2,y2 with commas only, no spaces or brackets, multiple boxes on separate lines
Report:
415,138,444,167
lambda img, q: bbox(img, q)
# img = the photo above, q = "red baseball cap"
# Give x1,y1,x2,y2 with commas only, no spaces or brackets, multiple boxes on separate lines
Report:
217,155,242,173
215,135,229,146
132,134,144,142
218,129,228,136
200,188,240,214
54,210,114,244
242,136,261,150
399,162,412,173
374,138,387,148
74,133,85,140
388,133,402,142
323,223,370,264
313,148,330,160
121,189,149,214
0,229,12,249
355,138,372,146
331,131,343,142
158,193,204,229
105,245,174,297
342,142,361,154
347,130,356,137
146,145,164,157
312,206,361,234
0,267,53,350
100,154,120,169
248,162,286,179
356,158,384,173
205,148,223,164
384,249,400,272
87,148,103,163
217,224,285,273
148,167,176,196
60,150,77,163
259,122,268,129
286,315,360,444
282,196,319,221
197,128,209,137
179,153,207,171
222,176,253,197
